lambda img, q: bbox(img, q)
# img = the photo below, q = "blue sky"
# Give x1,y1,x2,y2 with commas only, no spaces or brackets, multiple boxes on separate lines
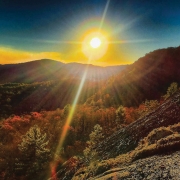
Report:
0,0,180,66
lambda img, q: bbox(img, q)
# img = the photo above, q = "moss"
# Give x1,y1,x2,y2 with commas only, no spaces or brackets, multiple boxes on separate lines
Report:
145,127,173,145
157,134,180,146
94,171,130,180
93,161,112,176
132,144,157,160
132,123,180,161
170,122,180,133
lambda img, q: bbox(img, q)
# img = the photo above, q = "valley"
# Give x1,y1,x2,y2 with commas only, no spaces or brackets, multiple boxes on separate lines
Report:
1,47,180,180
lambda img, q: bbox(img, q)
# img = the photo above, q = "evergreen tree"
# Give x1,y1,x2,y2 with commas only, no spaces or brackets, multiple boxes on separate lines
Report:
63,104,71,117
138,100,160,118
164,82,178,99
116,105,125,126
83,124,104,163
15,125,50,177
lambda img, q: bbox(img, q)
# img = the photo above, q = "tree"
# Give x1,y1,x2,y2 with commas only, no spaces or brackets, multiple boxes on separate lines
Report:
116,105,125,126
164,82,178,99
83,124,104,163
16,125,50,178
63,104,71,117
138,100,160,118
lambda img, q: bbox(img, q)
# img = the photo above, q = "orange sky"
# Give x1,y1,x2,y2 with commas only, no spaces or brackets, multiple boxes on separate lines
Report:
0,47,63,64
0,45,135,66
1,0,180,67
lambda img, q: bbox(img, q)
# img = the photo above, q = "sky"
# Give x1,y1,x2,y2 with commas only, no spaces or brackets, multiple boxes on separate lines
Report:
1,0,180,66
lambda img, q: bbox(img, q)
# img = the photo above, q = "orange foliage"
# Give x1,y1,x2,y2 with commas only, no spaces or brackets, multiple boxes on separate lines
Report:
124,107,138,124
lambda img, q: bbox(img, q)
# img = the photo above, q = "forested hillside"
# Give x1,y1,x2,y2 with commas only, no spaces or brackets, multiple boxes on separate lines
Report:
1,47,180,179
0,59,126,118
63,89,180,180
0,81,179,179
1,46,180,118
86,46,180,107
0,80,102,118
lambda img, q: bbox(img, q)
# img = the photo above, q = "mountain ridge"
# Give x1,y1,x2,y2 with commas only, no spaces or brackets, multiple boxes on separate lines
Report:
86,46,180,107
0,59,127,83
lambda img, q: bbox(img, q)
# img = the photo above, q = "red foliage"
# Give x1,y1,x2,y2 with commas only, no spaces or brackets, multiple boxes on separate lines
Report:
31,112,42,119
2,122,13,130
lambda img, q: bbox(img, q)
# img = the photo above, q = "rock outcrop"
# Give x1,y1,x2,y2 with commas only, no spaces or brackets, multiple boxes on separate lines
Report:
95,91,180,160
90,151,180,180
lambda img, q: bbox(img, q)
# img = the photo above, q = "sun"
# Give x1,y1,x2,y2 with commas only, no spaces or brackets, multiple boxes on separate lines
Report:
82,31,108,60
90,37,101,48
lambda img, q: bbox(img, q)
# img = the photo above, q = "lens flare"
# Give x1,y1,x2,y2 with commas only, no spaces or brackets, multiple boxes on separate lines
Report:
50,1,111,178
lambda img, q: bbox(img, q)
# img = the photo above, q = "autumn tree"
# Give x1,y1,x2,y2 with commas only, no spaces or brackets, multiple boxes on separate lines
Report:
124,107,138,124
15,125,50,178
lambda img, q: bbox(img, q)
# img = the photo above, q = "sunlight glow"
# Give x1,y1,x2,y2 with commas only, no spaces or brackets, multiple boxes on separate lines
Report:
90,37,102,48
82,32,108,60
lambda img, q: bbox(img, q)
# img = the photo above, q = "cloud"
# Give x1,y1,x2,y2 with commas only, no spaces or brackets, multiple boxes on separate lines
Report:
0,47,63,64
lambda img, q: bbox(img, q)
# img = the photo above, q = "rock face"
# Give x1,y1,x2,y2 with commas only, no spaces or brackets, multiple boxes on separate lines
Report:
95,91,180,160
91,151,180,180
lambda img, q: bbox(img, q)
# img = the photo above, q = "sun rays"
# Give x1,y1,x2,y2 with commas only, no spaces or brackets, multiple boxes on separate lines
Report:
55,0,112,155
50,0,153,177
52,1,112,164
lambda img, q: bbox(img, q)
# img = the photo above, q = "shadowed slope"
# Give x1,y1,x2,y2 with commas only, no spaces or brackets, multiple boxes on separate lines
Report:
86,46,180,107
95,90,180,160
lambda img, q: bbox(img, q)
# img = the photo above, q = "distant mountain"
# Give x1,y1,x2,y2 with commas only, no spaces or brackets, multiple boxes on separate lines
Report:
1,45,180,115
66,62,127,82
0,60,127,117
0,59,127,83
86,46,180,107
